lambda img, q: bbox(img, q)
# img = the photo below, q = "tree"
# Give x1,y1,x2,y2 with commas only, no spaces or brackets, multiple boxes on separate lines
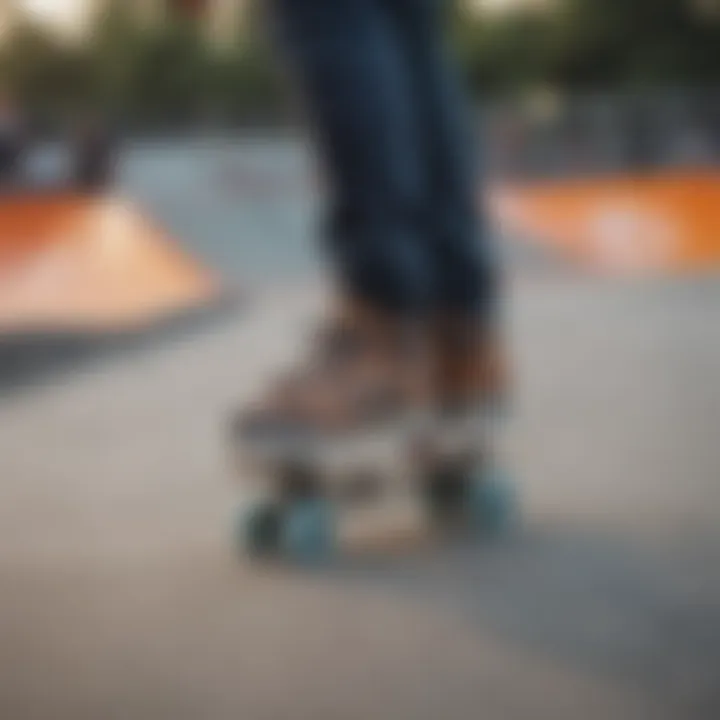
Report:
548,0,720,88
129,19,213,127
0,21,95,117
454,9,558,94
87,0,147,113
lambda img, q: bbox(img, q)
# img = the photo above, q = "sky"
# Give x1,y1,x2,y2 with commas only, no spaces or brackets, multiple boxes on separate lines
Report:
13,0,536,37
20,0,90,32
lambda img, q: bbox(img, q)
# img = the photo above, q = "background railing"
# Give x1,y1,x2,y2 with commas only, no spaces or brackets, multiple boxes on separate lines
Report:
484,88,720,182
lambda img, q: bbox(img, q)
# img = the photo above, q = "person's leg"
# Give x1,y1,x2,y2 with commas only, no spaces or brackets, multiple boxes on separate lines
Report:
383,0,506,410
238,0,434,446
383,0,496,319
271,0,431,314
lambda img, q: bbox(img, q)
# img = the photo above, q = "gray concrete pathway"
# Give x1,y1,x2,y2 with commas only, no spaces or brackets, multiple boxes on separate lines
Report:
1,277,719,719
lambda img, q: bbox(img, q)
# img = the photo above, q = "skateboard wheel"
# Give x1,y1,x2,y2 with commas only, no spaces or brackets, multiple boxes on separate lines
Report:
281,499,336,564
469,467,517,537
424,462,517,536
236,500,282,558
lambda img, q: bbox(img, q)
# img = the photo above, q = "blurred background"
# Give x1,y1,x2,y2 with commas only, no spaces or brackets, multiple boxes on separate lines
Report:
0,2,719,719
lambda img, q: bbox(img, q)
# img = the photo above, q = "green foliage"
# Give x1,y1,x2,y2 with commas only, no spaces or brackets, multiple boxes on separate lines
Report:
453,9,558,94
87,0,145,111
212,46,286,124
547,0,720,88
453,0,720,93
130,20,213,125
0,0,717,126
0,22,95,114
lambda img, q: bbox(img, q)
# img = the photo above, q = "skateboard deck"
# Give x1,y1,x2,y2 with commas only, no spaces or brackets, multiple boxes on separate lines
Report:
228,415,517,563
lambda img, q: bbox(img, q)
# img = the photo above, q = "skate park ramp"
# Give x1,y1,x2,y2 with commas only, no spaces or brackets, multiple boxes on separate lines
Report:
0,193,223,386
492,171,720,273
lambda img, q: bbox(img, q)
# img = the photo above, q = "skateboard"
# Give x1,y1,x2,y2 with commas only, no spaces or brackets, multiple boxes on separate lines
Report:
228,414,517,563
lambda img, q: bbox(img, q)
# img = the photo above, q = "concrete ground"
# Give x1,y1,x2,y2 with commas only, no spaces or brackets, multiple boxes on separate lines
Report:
1,140,719,719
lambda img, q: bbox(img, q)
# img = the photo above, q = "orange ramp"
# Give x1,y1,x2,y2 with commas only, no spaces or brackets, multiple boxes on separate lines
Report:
0,195,221,335
491,172,720,274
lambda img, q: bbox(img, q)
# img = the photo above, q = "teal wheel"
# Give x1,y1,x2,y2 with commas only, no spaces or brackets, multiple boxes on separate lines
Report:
281,499,336,564
469,467,518,537
235,500,283,559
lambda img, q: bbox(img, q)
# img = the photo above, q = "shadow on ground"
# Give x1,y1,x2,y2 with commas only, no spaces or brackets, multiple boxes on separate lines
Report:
307,524,720,718
0,299,239,398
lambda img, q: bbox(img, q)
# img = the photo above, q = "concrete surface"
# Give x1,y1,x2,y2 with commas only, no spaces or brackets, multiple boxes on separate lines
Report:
1,140,719,719
1,277,719,720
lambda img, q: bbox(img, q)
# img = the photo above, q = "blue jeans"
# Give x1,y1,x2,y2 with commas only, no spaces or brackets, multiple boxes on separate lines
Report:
272,0,496,320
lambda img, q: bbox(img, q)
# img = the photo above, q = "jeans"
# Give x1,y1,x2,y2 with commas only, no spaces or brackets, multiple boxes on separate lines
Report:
272,0,497,321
